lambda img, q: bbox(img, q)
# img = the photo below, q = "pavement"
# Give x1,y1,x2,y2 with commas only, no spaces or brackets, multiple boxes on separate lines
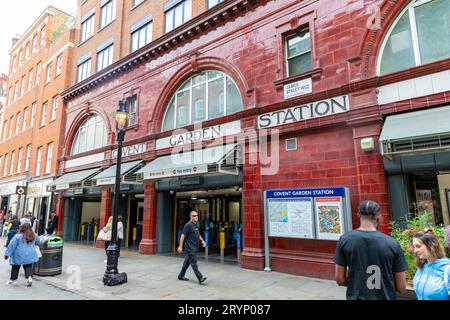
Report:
0,236,346,300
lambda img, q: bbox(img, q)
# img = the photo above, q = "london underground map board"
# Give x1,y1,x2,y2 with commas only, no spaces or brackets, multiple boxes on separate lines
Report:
264,187,352,240
268,198,314,238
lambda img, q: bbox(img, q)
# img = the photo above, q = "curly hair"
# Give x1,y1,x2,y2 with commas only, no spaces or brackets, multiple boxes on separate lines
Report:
413,228,447,269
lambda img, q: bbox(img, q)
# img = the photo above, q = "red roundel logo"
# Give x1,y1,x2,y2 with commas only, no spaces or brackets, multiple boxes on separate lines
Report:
173,169,177,174
193,167,197,173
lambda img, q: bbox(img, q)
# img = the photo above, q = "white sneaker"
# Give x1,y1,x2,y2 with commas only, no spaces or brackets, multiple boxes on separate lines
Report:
6,280,17,285
27,276,32,287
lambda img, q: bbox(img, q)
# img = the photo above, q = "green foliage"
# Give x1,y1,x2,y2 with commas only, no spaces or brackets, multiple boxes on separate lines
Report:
390,208,448,282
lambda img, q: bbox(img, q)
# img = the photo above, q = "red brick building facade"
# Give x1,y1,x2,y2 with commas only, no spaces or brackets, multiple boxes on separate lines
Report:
56,0,450,279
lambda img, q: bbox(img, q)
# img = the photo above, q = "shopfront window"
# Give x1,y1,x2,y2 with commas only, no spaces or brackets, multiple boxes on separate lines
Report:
71,115,107,155
162,71,243,131
378,0,450,75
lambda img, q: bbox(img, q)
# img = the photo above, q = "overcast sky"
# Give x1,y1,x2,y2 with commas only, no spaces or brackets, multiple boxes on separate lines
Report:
0,0,77,75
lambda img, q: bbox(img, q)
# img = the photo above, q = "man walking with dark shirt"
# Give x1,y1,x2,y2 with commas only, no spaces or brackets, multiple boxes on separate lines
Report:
177,210,207,284
334,200,407,300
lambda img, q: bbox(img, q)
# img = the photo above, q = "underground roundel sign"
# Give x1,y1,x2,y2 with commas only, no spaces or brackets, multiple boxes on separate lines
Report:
16,186,27,195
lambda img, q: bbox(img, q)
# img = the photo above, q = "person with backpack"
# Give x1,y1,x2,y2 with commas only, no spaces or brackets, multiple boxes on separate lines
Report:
333,200,407,299
4,223,40,287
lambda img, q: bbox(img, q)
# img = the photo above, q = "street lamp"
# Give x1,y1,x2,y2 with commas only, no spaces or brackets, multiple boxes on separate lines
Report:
103,99,129,286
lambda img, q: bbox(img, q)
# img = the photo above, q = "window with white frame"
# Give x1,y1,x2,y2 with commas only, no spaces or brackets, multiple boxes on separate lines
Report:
32,35,38,52
8,117,13,138
162,71,243,131
81,14,95,43
41,103,48,126
71,115,107,155
51,96,58,121
56,55,63,76
35,147,42,176
19,50,23,67
77,59,91,82
13,82,18,101
7,87,13,105
10,151,15,176
131,22,152,52
100,0,116,29
25,144,31,172
23,108,29,131
40,27,46,47
15,112,21,134
31,103,36,128
3,154,8,176
46,63,52,83
17,148,23,173
2,121,7,141
165,0,191,33
378,0,450,75
28,69,33,91
127,95,137,126
45,143,53,174
97,45,113,71
20,76,26,97
286,28,311,77
25,44,30,60
36,63,41,85
207,0,223,8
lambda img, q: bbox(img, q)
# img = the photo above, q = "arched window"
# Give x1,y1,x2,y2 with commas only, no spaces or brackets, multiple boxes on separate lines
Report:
378,0,450,76
70,115,107,155
162,71,243,131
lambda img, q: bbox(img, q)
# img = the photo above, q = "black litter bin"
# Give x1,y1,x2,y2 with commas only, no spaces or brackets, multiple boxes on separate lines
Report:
33,236,63,276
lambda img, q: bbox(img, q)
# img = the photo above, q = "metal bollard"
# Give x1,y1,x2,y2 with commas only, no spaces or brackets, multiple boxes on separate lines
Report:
220,228,225,263
94,224,99,246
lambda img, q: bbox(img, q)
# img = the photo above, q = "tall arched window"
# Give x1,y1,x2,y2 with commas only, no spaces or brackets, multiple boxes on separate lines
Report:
70,115,107,155
162,71,243,131
378,0,450,75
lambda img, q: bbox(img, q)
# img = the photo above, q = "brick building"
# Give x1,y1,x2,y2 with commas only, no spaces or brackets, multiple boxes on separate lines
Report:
0,6,75,234
55,0,450,279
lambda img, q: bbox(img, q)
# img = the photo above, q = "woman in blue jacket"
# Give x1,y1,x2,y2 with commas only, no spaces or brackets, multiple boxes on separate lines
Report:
4,223,40,287
412,229,450,300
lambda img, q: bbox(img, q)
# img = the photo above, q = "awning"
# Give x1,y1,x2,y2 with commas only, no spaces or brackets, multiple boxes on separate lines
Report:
379,105,450,156
91,160,144,186
47,168,102,191
136,144,240,180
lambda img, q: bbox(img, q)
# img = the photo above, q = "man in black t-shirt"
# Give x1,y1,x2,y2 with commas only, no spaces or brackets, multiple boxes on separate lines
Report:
177,210,207,284
333,200,407,300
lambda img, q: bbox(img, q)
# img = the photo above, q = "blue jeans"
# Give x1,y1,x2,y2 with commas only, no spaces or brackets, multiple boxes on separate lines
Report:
6,230,17,247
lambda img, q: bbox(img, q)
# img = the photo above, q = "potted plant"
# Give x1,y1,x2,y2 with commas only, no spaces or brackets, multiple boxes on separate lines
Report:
390,208,448,299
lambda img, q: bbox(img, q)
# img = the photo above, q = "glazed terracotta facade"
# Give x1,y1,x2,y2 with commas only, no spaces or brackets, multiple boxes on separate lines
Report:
58,0,450,278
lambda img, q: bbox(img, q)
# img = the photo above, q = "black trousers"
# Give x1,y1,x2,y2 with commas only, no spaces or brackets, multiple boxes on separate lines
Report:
10,264,33,280
178,252,203,280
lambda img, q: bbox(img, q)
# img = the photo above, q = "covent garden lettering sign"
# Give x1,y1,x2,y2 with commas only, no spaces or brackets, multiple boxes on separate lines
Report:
258,95,350,129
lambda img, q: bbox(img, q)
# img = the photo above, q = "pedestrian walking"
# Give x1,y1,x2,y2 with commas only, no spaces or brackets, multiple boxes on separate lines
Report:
46,211,59,235
97,216,113,263
412,229,450,300
117,216,124,257
20,213,31,226
4,223,40,287
177,210,207,284
333,200,407,299
5,215,20,247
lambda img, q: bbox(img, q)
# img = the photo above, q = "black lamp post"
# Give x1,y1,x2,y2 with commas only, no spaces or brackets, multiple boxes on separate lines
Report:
103,99,128,286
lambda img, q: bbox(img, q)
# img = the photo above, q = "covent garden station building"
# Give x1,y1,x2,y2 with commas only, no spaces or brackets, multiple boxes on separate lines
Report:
49,0,450,279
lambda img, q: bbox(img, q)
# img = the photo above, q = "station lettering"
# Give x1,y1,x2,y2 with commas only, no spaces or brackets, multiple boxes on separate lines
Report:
169,126,221,147
258,95,349,129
